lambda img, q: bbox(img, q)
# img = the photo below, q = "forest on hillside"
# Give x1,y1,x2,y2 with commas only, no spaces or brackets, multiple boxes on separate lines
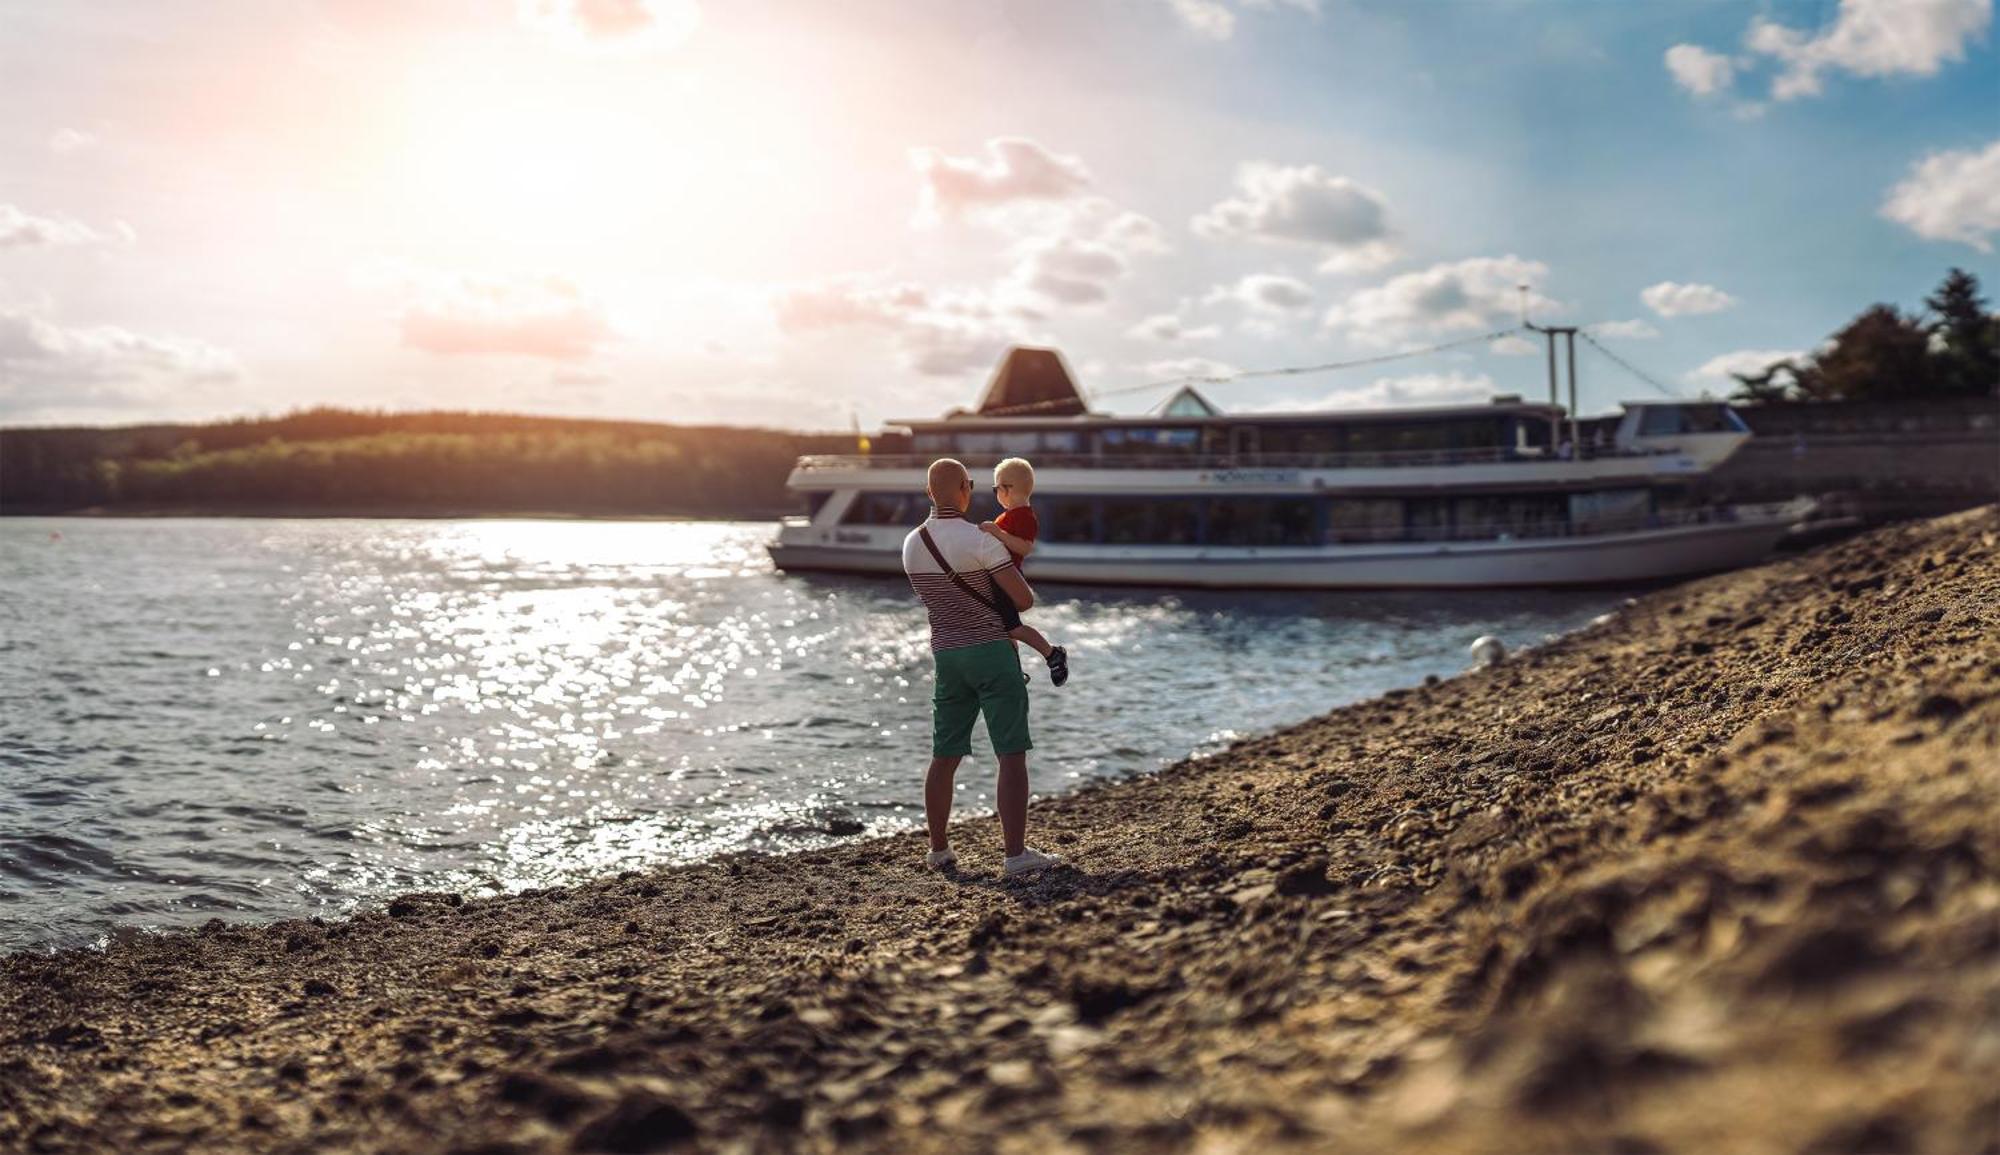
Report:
0,410,854,516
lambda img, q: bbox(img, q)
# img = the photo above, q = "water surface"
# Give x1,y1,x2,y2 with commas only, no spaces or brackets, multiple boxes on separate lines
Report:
0,518,1626,950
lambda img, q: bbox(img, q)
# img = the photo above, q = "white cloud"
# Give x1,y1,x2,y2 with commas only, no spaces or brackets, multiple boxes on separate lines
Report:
1686,348,1802,383
1193,164,1396,271
1275,370,1499,413
357,261,616,359
1641,281,1736,317
1163,0,1321,41
1881,138,2000,252
774,276,1024,378
1665,44,1736,96
47,129,97,154
1136,356,1239,382
1096,205,1171,255
1488,334,1539,356
1592,318,1662,339
1126,312,1221,342
518,0,701,51
1166,0,1236,40
1746,0,1991,100
912,138,1093,223
0,204,131,250
1323,255,1556,344
1009,236,1127,307
1205,273,1315,314
0,303,243,419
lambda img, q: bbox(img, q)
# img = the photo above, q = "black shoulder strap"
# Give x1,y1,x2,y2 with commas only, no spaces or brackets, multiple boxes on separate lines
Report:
917,526,1006,620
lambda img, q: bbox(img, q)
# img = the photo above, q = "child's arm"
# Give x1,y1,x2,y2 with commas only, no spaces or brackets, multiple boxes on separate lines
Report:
979,522,1036,557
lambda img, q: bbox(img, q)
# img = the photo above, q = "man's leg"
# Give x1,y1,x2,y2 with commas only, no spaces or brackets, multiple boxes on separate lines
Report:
929,649,979,856
925,755,963,852
995,751,1028,858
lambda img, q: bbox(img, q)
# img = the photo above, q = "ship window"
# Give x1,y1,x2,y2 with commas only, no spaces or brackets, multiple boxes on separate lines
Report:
1325,498,1403,542
1037,497,1097,544
1387,423,1453,453
1636,405,1740,436
1406,497,1452,538
1261,425,1345,455
1638,407,1682,436
841,493,926,526
1683,404,1738,433
1100,498,1199,544
1344,426,1393,455
1099,427,1202,456
1570,489,1651,531
1451,495,1568,540
802,491,835,518
1451,420,1509,449
913,433,954,454
1205,498,1317,546
1040,430,1082,454
1512,418,1554,451
968,492,1003,523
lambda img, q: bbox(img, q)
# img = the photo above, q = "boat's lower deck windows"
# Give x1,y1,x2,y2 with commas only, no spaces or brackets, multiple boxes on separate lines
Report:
1327,498,1406,542
1100,498,1199,545
831,488,1702,543
1207,498,1317,546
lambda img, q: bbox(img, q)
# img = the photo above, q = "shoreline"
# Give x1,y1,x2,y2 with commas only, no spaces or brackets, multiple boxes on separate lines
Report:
2,507,1994,1153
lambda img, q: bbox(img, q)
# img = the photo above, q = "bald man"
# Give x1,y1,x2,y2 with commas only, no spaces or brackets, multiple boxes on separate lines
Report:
902,458,1062,878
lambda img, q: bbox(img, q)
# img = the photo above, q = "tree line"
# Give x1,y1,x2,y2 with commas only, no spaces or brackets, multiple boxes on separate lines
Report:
1731,268,2000,403
0,409,853,516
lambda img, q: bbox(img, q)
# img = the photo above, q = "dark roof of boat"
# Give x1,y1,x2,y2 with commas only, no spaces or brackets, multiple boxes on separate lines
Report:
974,347,1089,417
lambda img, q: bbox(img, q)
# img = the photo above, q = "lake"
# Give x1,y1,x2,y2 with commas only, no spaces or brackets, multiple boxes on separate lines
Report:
0,518,1627,950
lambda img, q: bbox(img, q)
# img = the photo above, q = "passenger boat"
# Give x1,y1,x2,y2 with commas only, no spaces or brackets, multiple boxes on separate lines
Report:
768,347,1812,589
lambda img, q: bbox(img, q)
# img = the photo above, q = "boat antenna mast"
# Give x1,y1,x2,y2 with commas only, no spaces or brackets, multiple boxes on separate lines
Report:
1519,282,1580,453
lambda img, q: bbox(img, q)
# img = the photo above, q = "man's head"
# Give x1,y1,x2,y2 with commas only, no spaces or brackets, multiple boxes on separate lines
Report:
992,457,1035,510
926,458,973,513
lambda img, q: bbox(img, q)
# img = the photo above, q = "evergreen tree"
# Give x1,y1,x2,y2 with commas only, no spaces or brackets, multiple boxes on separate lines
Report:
1796,304,1936,401
1923,268,2000,397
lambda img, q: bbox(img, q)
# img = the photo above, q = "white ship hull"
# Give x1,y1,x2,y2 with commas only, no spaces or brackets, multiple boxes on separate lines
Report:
768,503,1807,589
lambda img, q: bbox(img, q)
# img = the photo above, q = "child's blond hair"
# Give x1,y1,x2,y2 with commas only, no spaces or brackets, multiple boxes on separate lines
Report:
993,457,1035,497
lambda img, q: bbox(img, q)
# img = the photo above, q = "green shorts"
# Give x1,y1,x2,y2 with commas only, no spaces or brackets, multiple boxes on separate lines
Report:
931,639,1032,758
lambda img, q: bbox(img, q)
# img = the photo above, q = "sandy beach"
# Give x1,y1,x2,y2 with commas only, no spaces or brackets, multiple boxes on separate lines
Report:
2,507,1994,1154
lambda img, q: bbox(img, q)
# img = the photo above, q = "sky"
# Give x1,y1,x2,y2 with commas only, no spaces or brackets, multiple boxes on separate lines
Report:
1,0,1996,430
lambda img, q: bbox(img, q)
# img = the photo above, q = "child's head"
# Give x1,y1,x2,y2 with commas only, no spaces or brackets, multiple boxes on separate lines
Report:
993,457,1035,509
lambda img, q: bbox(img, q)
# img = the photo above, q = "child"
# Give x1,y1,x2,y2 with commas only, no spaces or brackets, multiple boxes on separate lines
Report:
980,457,1070,687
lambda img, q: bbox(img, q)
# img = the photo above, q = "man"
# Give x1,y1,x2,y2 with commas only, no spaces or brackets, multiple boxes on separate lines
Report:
903,458,1062,878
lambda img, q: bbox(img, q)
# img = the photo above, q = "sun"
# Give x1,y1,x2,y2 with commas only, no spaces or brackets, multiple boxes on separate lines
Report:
397,78,672,257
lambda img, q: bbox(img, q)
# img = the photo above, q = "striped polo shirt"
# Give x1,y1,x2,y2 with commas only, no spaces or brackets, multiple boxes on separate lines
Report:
902,507,1014,653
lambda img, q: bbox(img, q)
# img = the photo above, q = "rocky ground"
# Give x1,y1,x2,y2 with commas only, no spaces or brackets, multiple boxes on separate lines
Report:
2,508,1995,1155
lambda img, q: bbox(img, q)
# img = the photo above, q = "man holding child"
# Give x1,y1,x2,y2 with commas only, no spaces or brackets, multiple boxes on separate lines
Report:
901,457,1065,878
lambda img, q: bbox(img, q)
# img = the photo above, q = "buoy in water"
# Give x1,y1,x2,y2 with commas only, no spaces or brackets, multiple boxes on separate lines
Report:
1469,635,1506,668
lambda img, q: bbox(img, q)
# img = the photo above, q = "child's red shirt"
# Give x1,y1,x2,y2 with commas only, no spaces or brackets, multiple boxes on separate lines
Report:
994,505,1039,569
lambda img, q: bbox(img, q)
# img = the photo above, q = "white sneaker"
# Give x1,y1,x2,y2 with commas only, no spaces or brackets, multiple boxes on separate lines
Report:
925,848,957,869
1003,847,1062,877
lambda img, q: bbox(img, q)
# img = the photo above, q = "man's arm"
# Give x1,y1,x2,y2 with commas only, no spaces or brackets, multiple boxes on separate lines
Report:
980,522,1035,557
991,565,1034,612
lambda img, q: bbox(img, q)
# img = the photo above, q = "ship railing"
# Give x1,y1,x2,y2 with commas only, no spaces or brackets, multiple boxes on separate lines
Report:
794,446,1676,472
